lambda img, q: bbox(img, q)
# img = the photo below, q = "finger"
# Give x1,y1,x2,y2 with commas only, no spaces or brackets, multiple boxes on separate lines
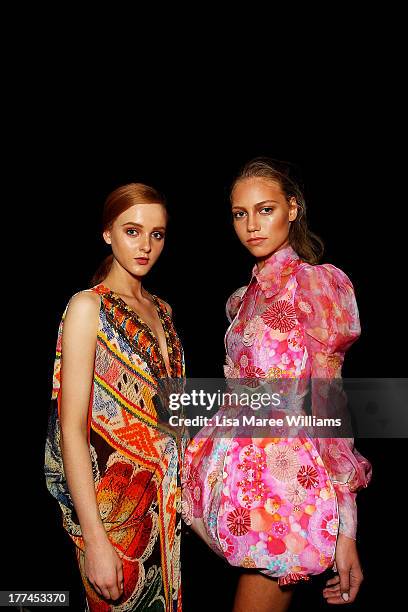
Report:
325,594,349,604
117,565,124,593
323,591,344,601
99,584,112,600
338,567,351,602
324,586,351,605
92,582,104,598
323,582,341,592
323,586,341,597
107,583,122,601
325,575,340,586
346,581,362,604
323,584,341,598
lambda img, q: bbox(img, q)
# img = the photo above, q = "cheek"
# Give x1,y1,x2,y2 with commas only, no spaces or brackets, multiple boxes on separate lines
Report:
261,212,288,232
151,240,165,256
112,234,139,256
233,221,247,241
122,234,140,250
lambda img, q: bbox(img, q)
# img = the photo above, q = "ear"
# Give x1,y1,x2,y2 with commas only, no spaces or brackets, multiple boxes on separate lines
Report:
103,229,112,245
288,197,298,222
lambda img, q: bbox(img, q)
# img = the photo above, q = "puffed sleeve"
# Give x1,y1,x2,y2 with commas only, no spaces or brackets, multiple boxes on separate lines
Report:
294,263,373,540
226,285,248,323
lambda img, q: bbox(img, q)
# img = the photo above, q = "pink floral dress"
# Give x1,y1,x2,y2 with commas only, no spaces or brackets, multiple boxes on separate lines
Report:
182,244,372,586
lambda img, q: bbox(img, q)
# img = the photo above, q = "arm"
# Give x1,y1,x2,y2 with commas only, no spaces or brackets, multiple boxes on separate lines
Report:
60,291,123,600
294,263,372,540
302,331,360,539
60,291,105,544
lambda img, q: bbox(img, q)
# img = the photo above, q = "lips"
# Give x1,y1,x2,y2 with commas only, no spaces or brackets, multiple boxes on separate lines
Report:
247,237,267,244
135,258,149,265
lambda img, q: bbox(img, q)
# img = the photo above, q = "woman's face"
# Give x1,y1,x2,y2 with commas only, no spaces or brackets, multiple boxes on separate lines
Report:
103,203,166,277
231,177,298,261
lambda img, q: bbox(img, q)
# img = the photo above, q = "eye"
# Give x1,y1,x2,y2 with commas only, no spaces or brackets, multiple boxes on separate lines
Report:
233,210,246,219
126,228,139,236
260,207,274,214
152,231,165,240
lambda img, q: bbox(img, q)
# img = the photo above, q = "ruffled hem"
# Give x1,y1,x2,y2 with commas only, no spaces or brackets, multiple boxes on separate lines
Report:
278,572,311,586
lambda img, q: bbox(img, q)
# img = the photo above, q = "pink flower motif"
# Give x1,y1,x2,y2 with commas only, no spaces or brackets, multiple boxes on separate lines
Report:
297,299,312,314
184,466,200,491
237,444,268,508
309,499,339,556
240,353,249,368
287,328,303,352
224,355,240,378
285,481,308,505
227,507,251,536
297,465,319,489
243,365,266,388
271,521,290,538
265,444,300,482
219,531,236,557
242,316,264,346
262,300,297,333
245,365,265,378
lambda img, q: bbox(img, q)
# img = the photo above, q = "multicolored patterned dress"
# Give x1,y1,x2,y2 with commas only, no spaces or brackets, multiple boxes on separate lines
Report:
182,244,372,586
44,283,186,611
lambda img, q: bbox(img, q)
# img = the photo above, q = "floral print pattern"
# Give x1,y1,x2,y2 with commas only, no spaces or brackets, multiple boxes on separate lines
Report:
183,244,372,585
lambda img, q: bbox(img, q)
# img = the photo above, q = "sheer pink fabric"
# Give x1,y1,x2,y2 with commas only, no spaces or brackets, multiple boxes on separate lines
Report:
224,245,372,539
293,261,372,538
183,245,373,585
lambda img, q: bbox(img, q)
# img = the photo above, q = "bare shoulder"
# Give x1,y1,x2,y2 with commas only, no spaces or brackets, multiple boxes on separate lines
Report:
63,290,100,331
67,290,100,313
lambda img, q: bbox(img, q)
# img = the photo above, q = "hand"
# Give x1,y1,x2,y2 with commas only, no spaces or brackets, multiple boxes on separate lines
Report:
84,536,124,601
322,534,364,605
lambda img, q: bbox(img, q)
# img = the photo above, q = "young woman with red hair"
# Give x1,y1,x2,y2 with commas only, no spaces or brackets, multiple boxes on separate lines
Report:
45,183,186,611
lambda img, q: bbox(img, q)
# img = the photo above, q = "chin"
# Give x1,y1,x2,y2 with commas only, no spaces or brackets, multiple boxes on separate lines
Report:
246,245,274,258
128,262,150,275
133,266,151,274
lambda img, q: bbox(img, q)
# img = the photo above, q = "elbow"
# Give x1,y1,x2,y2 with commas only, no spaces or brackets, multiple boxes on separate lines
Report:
60,420,89,446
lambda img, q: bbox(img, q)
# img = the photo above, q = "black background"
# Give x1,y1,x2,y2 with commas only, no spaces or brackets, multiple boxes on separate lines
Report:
5,113,404,611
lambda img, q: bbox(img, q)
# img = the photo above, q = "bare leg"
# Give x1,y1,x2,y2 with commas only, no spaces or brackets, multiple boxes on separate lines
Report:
233,572,295,612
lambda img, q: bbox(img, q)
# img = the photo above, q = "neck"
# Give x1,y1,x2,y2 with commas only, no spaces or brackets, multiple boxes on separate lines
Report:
103,260,145,300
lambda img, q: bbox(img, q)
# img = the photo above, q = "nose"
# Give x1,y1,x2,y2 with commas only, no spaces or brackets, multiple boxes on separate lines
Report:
140,234,152,252
247,212,260,233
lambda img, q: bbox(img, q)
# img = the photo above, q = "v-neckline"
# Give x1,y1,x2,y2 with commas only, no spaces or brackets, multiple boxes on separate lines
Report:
96,284,172,377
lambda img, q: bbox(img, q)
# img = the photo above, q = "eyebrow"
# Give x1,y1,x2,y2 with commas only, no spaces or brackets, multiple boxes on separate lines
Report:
122,222,166,231
231,199,279,209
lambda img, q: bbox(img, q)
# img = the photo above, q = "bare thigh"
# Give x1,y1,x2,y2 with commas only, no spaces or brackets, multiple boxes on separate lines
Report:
233,571,295,612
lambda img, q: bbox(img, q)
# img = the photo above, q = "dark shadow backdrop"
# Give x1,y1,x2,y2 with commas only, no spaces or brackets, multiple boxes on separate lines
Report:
5,122,403,611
